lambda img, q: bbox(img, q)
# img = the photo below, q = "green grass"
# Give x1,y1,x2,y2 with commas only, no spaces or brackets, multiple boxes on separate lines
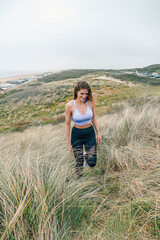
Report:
38,69,106,83
108,73,160,85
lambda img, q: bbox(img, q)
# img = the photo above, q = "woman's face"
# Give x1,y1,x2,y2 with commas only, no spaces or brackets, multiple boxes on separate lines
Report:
77,89,88,102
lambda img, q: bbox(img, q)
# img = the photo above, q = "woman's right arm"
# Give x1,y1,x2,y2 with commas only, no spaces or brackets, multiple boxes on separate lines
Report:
65,103,73,153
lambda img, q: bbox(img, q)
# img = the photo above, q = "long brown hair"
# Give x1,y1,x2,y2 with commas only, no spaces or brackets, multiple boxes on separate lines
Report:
73,81,93,101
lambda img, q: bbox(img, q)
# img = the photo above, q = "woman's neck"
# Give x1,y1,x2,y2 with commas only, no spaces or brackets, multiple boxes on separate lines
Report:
76,98,86,105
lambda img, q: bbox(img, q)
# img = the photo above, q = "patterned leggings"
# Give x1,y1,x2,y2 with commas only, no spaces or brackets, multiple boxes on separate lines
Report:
71,125,97,175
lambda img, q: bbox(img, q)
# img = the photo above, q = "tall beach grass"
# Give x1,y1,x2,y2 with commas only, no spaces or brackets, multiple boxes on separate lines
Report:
0,97,160,239
0,124,101,239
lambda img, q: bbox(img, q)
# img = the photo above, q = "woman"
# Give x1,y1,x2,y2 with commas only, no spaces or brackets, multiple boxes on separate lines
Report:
65,81,102,177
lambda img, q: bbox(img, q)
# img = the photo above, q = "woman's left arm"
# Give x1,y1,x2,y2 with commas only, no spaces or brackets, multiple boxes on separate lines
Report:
91,102,102,144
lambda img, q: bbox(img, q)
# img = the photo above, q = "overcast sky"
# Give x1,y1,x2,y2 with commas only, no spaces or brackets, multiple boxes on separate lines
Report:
0,0,160,71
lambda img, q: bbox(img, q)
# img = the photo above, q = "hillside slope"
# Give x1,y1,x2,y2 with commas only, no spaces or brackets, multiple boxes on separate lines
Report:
124,64,160,74
0,96,160,239
0,69,144,133
0,68,160,239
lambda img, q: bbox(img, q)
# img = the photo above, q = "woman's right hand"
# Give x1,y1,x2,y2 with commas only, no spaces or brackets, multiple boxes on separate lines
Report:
67,143,73,153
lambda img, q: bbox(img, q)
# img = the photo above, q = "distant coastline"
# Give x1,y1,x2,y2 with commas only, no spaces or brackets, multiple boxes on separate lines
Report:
0,70,62,82
0,70,60,91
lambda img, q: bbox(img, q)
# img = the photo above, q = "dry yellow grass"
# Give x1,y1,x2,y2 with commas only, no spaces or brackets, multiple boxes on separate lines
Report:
0,123,102,239
0,96,160,239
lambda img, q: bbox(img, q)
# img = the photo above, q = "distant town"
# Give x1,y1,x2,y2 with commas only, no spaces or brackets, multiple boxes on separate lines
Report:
131,71,160,78
0,72,54,92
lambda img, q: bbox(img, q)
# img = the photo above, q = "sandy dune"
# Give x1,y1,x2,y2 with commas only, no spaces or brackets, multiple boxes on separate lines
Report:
95,75,137,86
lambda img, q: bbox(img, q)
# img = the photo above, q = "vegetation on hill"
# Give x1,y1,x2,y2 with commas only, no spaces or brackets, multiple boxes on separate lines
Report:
142,64,160,74
0,70,145,133
38,69,106,83
0,96,160,239
108,72,160,85
0,68,160,239
124,64,160,74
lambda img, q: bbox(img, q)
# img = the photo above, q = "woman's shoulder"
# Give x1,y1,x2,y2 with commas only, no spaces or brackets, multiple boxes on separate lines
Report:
87,99,95,108
66,100,74,110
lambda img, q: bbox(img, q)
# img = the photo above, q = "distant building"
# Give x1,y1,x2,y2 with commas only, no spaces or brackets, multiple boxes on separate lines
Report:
152,72,159,77
0,87,7,92
148,74,154,77
132,71,160,79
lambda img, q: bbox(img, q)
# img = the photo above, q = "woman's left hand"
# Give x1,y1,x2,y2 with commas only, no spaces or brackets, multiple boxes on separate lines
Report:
97,131,102,144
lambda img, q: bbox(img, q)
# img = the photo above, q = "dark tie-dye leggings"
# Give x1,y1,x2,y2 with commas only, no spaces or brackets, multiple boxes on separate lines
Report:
71,125,97,176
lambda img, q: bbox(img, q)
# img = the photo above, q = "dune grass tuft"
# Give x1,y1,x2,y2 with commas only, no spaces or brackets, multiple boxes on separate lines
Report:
0,125,101,239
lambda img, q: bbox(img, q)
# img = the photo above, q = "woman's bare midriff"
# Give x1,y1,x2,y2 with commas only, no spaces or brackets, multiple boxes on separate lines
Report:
74,123,92,129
